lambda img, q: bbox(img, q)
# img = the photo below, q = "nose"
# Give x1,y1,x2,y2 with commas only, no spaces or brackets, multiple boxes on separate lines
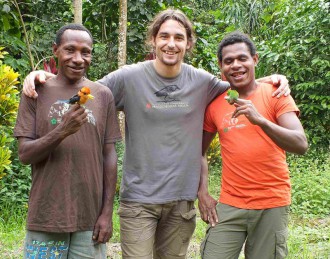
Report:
167,36,175,48
231,59,241,68
72,51,83,64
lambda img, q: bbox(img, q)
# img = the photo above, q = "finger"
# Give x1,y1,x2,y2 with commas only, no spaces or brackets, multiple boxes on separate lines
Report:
211,207,218,224
271,74,279,86
232,105,248,118
97,230,106,243
104,231,112,243
233,98,249,105
208,211,216,227
200,209,207,222
92,227,99,241
37,73,46,83
284,87,291,97
23,76,38,98
45,71,56,80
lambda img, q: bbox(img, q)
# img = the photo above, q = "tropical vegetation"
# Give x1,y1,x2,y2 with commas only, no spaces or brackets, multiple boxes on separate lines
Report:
0,0,329,258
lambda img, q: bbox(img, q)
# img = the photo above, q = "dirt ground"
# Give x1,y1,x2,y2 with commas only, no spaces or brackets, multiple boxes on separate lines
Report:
107,242,200,259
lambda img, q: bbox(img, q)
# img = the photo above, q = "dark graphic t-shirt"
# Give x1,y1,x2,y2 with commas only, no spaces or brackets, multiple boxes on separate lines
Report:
14,78,122,232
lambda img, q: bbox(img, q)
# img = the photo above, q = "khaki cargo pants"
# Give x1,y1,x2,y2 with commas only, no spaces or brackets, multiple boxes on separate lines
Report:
118,200,196,259
201,203,289,259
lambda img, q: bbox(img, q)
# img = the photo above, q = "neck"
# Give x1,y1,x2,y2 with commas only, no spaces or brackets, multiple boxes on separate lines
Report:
152,59,182,78
233,80,258,99
55,74,85,87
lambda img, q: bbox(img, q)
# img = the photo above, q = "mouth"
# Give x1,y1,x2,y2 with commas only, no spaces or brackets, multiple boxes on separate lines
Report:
87,94,94,100
68,66,85,73
163,50,178,55
231,71,246,79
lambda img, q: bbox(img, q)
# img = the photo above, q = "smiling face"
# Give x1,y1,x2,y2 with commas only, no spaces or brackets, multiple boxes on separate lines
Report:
219,42,258,91
53,29,92,83
152,19,191,76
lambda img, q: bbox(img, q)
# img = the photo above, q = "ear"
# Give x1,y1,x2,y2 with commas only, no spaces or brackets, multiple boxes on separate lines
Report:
151,37,156,48
52,43,58,57
186,41,192,51
218,59,223,69
253,53,259,66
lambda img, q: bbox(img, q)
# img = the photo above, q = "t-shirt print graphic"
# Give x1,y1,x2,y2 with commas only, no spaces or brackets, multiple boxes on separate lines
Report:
154,85,180,103
48,101,96,126
221,111,247,133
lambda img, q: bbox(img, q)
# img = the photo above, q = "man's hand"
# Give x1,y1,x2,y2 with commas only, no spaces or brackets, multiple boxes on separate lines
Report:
257,74,290,98
60,104,88,136
198,191,218,227
232,98,265,126
93,214,113,243
23,70,55,98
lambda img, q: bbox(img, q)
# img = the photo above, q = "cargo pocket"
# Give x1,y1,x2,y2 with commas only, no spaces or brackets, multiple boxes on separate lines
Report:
200,225,212,258
179,206,197,243
117,203,143,244
275,229,288,259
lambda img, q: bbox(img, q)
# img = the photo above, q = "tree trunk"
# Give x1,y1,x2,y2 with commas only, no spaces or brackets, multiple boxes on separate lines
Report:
118,0,127,67
73,0,83,24
117,0,127,137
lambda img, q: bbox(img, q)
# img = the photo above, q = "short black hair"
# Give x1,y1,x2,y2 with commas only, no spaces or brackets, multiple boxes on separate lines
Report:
55,23,93,45
217,31,256,62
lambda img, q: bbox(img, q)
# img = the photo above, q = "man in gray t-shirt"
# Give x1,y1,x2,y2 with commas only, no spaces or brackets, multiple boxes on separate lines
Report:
22,8,289,259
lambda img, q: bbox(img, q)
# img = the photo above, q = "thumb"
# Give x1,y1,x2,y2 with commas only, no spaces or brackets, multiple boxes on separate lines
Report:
271,74,279,86
38,73,46,83
93,226,99,240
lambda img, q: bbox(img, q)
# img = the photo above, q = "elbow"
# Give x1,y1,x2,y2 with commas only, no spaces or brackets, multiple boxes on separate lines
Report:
294,135,308,155
18,149,32,165
298,141,308,155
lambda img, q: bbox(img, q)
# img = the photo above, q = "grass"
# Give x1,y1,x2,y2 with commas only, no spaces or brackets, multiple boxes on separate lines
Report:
0,205,329,258
1,149,329,258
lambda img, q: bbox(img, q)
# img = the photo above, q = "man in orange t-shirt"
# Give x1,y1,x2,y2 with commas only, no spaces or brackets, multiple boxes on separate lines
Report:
198,31,308,259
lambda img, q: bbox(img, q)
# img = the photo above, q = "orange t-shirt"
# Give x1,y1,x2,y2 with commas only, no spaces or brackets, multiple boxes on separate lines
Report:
204,83,299,209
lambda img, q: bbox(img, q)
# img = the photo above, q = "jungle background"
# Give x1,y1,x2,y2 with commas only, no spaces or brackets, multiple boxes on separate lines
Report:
0,0,329,258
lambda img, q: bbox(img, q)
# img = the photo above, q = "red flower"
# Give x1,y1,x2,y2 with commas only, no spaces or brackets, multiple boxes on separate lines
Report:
43,57,58,74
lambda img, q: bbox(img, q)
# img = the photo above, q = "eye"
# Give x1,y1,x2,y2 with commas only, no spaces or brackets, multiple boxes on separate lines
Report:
224,59,232,65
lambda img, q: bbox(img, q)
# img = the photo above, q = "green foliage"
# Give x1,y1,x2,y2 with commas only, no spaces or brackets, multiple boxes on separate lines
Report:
256,0,330,147
206,134,222,168
0,48,19,181
289,148,330,217
0,0,73,80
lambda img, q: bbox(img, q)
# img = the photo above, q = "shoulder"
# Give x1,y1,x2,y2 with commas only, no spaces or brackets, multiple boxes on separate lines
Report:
84,79,114,99
116,61,150,74
207,90,229,111
258,82,275,94
182,63,213,77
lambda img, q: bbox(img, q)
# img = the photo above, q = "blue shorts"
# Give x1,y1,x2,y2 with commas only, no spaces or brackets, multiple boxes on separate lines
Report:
24,230,106,259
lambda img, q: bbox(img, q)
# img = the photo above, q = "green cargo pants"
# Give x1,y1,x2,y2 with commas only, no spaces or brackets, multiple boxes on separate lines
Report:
201,203,289,259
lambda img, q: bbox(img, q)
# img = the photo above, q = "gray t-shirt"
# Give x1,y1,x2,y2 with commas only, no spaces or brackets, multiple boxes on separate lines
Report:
98,60,229,203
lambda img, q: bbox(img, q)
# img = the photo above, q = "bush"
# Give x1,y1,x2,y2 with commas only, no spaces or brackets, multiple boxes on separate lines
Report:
289,148,330,217
0,47,19,181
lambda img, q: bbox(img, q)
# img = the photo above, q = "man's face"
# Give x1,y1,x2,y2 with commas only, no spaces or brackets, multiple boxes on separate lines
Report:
53,30,92,82
153,19,191,69
220,42,258,89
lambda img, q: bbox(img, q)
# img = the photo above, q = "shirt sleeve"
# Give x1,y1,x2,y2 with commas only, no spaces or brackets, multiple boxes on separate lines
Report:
203,104,218,133
97,69,125,110
104,90,122,144
13,94,37,139
206,75,230,105
273,91,300,118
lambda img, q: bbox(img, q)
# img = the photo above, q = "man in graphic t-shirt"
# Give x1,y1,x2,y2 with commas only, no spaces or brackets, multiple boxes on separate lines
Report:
198,31,308,259
14,24,121,258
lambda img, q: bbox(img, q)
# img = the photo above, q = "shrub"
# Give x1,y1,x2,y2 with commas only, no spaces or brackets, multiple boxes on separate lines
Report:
289,148,330,217
0,47,19,181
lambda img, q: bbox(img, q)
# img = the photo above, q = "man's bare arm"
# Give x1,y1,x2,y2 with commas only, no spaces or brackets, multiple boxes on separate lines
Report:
18,104,87,164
